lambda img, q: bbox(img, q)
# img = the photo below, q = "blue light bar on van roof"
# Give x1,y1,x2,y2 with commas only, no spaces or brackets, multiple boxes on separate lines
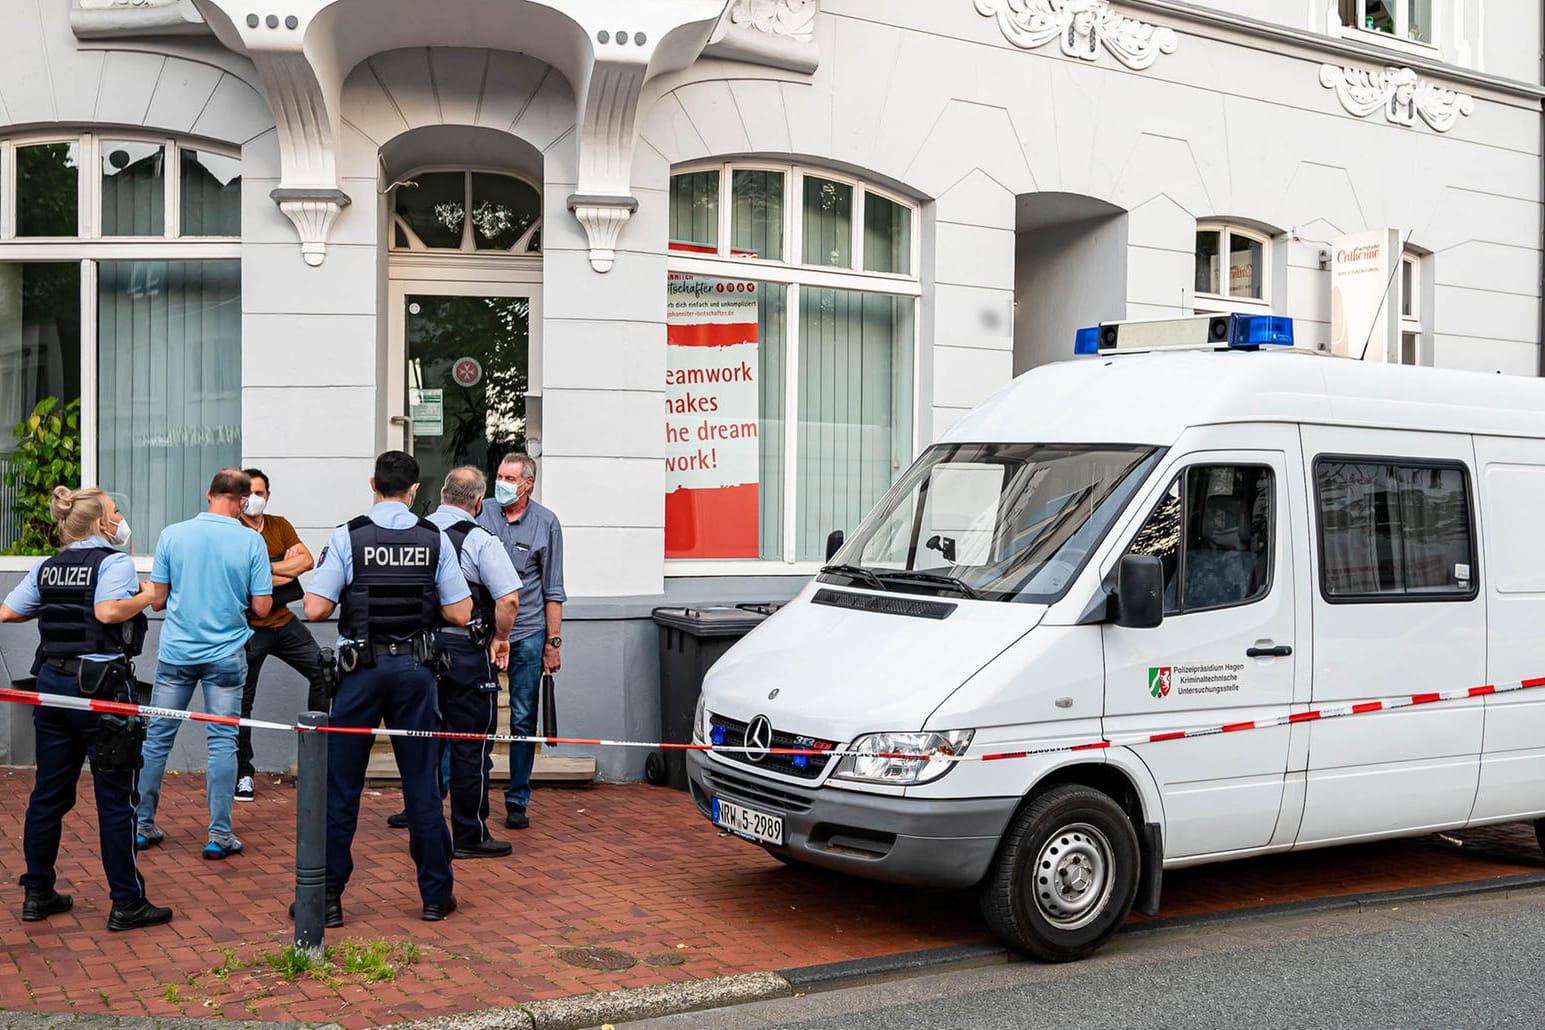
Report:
1073,314,1294,355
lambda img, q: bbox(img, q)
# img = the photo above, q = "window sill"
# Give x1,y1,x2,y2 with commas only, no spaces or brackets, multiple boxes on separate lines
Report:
0,554,153,575
1337,26,1442,61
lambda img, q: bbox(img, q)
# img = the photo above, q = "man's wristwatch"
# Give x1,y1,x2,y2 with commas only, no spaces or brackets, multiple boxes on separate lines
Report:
546,636,562,649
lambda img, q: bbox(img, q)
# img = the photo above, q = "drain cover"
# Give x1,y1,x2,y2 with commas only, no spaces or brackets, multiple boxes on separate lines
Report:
556,946,636,971
643,952,686,967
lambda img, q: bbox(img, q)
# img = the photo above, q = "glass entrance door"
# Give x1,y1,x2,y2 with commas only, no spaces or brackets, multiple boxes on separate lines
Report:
389,283,539,515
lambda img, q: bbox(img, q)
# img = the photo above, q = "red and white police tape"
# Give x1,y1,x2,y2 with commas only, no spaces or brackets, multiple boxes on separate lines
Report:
4,674,1545,764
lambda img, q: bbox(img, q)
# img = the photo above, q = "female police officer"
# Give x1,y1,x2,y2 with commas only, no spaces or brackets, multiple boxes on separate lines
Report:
0,486,173,931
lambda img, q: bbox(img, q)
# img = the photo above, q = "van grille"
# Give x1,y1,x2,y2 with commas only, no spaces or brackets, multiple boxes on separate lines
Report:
708,714,838,781
701,765,814,814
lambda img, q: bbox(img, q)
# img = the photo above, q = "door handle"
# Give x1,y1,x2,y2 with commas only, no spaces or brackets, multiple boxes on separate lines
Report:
1246,644,1292,658
389,415,414,456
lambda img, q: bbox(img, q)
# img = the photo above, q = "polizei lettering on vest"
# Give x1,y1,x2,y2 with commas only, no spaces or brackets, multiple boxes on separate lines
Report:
39,565,93,587
363,546,432,567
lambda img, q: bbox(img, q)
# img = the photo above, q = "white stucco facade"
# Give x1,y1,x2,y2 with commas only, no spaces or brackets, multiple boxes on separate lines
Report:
1,0,1541,779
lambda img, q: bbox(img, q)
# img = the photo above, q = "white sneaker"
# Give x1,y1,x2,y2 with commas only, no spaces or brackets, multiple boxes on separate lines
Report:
234,775,256,802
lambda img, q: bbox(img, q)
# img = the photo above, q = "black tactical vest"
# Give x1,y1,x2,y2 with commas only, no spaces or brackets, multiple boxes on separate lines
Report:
337,516,442,642
443,519,497,625
34,546,147,663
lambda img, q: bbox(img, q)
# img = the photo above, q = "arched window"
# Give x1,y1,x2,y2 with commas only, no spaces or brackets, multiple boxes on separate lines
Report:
390,170,542,254
666,162,920,566
0,131,241,555
1194,222,1272,311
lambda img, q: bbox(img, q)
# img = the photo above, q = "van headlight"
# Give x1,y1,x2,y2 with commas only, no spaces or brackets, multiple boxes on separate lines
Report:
831,730,974,785
692,693,708,744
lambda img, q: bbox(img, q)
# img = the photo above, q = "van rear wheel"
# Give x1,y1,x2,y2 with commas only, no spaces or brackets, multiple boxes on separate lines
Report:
979,785,1139,962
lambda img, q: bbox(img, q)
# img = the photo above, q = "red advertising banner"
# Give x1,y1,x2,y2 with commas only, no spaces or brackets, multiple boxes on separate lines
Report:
665,275,760,559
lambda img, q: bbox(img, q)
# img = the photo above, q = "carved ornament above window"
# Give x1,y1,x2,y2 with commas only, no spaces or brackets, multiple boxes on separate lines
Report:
974,0,1178,70
703,0,821,74
1318,64,1475,133
71,0,209,39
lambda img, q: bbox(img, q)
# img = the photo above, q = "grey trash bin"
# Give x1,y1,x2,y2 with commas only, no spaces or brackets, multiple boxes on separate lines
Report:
650,604,778,790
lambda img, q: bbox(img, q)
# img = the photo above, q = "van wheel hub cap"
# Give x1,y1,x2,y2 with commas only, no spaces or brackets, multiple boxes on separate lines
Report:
1031,822,1114,931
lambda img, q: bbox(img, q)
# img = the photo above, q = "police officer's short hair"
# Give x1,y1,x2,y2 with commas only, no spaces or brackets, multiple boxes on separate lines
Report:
499,452,537,482
375,450,420,498
441,466,486,509
209,468,251,498
243,467,269,492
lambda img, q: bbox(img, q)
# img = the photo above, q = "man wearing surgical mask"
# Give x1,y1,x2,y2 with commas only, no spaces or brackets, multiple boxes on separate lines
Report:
476,453,566,832
234,468,325,803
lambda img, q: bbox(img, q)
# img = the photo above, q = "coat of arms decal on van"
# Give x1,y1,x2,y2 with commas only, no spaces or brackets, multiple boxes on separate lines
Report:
1148,666,1172,699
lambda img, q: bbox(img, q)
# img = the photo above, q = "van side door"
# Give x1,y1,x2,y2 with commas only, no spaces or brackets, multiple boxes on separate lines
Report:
1296,428,1484,845
1102,428,1300,859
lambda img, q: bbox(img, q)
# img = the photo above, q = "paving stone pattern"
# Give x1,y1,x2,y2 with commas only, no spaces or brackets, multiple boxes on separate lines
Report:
0,767,1540,1027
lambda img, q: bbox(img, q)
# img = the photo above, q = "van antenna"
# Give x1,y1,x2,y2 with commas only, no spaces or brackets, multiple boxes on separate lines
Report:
1355,228,1415,363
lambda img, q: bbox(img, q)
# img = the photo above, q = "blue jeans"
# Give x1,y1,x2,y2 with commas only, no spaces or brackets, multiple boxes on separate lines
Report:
135,650,246,847
503,630,545,810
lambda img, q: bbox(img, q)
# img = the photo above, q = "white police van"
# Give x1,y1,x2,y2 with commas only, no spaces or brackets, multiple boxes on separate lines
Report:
686,313,1545,961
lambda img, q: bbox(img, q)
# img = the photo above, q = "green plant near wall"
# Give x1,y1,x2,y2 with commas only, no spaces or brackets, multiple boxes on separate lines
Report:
4,397,82,556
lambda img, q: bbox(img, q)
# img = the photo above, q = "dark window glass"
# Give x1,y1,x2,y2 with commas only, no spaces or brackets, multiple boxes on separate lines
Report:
394,171,466,249
100,141,165,237
1129,464,1274,613
730,169,783,260
863,193,911,275
470,173,540,251
1194,230,1221,295
803,177,853,267
17,143,79,238
180,149,241,237
1317,460,1473,598
669,170,719,253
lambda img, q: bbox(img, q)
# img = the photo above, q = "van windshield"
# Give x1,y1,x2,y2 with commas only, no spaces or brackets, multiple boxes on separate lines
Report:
821,443,1160,603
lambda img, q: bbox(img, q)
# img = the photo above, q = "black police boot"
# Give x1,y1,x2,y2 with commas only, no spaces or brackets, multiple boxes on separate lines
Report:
21,887,72,922
107,897,174,932
421,895,457,921
454,838,513,860
288,889,344,928
386,810,409,829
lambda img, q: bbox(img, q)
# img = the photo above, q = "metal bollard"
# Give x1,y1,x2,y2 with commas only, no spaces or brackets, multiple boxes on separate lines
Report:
293,711,328,958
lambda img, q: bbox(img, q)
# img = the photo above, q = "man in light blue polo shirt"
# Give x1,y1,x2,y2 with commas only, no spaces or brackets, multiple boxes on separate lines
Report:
136,469,272,860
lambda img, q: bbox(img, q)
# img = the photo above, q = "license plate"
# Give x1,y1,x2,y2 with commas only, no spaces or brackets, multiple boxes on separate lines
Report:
711,796,784,846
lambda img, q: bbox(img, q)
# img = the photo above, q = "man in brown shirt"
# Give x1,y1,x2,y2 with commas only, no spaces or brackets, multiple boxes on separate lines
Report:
235,468,326,802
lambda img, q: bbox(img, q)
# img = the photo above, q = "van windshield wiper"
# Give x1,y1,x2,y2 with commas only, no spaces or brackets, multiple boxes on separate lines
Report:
819,563,889,592
872,569,984,600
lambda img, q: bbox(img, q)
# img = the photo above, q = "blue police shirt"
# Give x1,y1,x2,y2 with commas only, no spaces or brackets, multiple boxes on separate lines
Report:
3,536,141,662
428,504,522,603
153,512,273,665
476,498,566,640
308,501,471,644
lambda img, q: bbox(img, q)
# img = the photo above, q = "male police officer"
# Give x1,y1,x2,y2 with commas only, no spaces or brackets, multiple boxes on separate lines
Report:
303,451,471,925
426,466,520,858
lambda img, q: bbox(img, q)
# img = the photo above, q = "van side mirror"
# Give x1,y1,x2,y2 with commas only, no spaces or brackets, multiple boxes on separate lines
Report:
825,529,845,562
1114,554,1164,629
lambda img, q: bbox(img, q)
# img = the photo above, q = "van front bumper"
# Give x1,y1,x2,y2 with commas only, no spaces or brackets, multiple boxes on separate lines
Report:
686,750,1018,889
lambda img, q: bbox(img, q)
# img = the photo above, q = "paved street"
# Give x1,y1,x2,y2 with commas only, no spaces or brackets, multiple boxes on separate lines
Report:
625,888,1545,1029
0,766,1542,1026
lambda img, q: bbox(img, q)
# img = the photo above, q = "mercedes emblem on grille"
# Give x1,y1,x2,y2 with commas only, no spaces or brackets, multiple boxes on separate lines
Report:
744,714,773,762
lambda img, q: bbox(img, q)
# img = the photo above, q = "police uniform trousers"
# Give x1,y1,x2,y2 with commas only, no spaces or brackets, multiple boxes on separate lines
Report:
433,632,500,849
21,663,145,902
325,653,453,905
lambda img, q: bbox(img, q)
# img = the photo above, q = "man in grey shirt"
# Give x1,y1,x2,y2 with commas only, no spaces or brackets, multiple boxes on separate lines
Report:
477,453,565,830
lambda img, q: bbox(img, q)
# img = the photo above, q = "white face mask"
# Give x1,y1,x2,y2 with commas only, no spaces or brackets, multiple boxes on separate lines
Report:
243,494,268,517
108,516,131,547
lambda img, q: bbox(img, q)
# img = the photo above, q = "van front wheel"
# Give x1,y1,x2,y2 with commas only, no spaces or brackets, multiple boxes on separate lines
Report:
979,785,1140,962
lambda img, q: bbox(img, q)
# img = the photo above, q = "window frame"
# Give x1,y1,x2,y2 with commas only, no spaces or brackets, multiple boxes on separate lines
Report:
1312,453,1479,605
1336,0,1440,52
1193,222,1272,312
1125,462,1277,617
666,161,923,574
0,130,241,572
388,165,543,255
1399,252,1423,366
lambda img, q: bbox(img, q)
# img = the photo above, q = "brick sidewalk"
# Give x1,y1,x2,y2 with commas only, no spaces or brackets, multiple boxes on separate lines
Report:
0,766,1541,1027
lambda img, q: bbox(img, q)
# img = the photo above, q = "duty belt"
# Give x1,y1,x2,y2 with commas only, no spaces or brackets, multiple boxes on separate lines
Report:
43,656,83,675
371,639,419,658
436,626,470,638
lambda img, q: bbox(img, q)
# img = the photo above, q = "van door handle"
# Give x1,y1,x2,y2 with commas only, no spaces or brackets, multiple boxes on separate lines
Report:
1246,644,1292,658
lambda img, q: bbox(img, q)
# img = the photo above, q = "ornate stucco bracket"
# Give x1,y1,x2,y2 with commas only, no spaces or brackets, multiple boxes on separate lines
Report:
1319,64,1475,133
974,0,1178,70
703,0,820,74
191,0,730,271
71,0,210,39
